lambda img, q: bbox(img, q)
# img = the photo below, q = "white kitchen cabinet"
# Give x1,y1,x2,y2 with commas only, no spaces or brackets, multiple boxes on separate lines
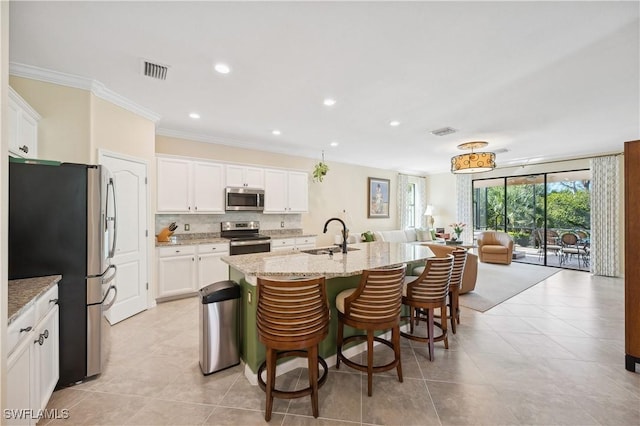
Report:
157,243,230,298
295,236,317,250
226,165,264,188
192,162,225,213
271,236,316,252
8,87,40,159
157,157,225,214
263,169,309,214
7,333,34,426
157,246,198,297
7,284,59,426
33,305,59,412
197,243,230,289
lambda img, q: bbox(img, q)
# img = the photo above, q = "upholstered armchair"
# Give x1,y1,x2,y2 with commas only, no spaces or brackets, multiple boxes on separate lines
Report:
415,243,478,294
477,231,514,265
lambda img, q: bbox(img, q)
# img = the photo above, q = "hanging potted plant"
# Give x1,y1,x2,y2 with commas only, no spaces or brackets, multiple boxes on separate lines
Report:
312,151,329,182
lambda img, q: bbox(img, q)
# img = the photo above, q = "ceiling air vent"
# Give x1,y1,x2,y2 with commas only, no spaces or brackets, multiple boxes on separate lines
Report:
430,127,457,136
142,60,169,80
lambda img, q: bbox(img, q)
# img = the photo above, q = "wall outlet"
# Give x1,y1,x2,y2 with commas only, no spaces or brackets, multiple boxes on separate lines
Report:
280,221,285,228
184,224,190,231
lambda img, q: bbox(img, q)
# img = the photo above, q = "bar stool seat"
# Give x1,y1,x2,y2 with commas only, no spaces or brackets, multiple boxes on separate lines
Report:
335,264,406,396
257,276,330,421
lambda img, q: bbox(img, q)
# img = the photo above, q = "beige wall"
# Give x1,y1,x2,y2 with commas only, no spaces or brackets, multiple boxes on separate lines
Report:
156,135,400,246
9,76,90,163
1,0,9,410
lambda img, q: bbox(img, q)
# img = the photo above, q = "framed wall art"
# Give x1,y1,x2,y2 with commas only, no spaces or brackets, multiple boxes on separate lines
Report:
368,177,390,218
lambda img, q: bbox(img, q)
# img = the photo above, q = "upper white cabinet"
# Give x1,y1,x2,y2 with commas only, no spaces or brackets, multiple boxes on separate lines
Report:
263,169,309,214
8,87,40,159
157,157,224,213
226,165,264,189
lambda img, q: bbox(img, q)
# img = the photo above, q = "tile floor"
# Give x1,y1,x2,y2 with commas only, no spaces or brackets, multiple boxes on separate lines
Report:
42,269,640,425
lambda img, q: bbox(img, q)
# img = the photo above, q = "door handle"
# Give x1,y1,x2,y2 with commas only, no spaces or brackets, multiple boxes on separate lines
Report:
106,177,118,258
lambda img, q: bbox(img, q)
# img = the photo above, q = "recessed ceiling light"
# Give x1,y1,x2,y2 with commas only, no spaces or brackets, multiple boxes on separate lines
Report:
323,98,336,106
389,120,400,127
214,63,231,74
189,112,200,119
272,129,281,136
330,141,339,147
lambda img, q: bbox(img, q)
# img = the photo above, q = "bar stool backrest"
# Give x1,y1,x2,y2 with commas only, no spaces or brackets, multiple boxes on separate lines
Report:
406,255,454,302
257,276,329,349
449,249,467,291
343,264,406,323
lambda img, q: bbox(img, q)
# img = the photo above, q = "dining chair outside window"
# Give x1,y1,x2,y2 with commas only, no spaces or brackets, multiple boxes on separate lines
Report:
560,232,588,267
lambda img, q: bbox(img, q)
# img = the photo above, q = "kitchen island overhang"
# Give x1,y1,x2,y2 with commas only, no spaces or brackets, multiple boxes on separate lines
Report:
221,241,435,381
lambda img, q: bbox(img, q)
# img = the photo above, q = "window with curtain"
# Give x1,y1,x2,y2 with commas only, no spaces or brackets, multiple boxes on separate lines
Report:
398,174,426,229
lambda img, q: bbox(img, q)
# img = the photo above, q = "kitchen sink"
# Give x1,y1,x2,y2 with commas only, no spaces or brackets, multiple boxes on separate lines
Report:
301,246,360,255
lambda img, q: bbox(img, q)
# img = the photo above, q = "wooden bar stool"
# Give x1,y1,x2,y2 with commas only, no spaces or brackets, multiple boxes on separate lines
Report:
401,255,453,361
335,264,406,396
256,276,330,422
446,249,468,334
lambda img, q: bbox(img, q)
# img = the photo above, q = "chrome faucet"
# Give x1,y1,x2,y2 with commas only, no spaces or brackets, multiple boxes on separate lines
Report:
323,217,348,254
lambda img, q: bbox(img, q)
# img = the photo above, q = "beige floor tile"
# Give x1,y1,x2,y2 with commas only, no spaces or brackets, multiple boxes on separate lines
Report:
287,367,362,422
42,269,635,425
46,392,148,425
125,398,215,425
204,406,284,425
427,381,520,425
361,377,439,425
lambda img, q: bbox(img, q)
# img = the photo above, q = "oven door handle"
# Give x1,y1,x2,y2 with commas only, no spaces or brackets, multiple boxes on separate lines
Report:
229,239,271,247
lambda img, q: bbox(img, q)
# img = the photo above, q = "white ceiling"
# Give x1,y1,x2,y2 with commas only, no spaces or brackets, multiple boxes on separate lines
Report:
8,1,640,174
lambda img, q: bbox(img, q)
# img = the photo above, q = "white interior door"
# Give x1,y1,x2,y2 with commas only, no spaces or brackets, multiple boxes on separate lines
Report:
99,151,148,325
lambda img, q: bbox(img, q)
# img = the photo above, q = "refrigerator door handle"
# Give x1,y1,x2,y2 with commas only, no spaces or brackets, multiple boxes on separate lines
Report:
102,285,118,311
106,177,118,259
87,264,117,281
101,264,117,285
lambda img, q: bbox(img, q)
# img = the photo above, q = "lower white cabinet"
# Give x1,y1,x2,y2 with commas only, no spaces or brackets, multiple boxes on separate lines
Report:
157,243,230,298
7,285,59,426
271,237,317,252
197,243,230,289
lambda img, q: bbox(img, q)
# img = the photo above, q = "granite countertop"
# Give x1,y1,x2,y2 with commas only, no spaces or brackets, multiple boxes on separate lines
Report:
221,241,434,282
155,230,317,247
8,275,62,324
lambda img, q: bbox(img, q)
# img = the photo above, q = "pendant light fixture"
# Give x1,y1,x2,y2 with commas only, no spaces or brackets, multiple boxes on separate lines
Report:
450,141,496,174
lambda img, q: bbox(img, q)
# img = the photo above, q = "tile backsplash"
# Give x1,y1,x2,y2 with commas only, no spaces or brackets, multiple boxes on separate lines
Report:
155,212,302,235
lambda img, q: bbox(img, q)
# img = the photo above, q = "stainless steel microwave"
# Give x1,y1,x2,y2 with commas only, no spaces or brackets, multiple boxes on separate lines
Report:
225,187,264,211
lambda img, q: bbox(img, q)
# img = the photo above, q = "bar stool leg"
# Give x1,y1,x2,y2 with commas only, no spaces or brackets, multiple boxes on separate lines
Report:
442,301,449,349
336,318,344,369
307,345,320,418
427,308,435,361
392,325,403,383
367,330,374,397
265,348,276,422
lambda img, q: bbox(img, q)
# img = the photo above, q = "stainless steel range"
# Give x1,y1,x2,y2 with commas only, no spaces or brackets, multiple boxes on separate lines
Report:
221,221,271,255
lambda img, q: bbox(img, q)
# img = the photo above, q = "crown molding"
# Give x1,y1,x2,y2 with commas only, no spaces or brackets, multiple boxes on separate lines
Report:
9,62,161,123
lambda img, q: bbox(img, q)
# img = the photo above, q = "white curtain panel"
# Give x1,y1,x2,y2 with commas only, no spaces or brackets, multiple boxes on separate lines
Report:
397,174,411,229
590,155,620,277
416,177,427,228
456,174,473,242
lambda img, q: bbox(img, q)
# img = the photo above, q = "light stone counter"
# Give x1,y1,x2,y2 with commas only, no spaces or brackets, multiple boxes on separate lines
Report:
8,275,62,324
221,241,434,284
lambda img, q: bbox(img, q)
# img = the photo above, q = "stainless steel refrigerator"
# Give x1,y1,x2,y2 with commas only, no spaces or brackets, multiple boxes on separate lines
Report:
8,159,118,386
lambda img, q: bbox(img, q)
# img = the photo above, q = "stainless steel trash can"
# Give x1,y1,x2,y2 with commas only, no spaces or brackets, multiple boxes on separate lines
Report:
199,280,241,375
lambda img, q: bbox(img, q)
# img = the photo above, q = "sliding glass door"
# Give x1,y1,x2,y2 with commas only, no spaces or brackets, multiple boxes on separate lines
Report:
472,169,591,271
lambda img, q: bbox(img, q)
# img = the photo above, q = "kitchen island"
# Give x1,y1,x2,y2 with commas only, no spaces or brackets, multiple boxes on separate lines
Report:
221,241,435,377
